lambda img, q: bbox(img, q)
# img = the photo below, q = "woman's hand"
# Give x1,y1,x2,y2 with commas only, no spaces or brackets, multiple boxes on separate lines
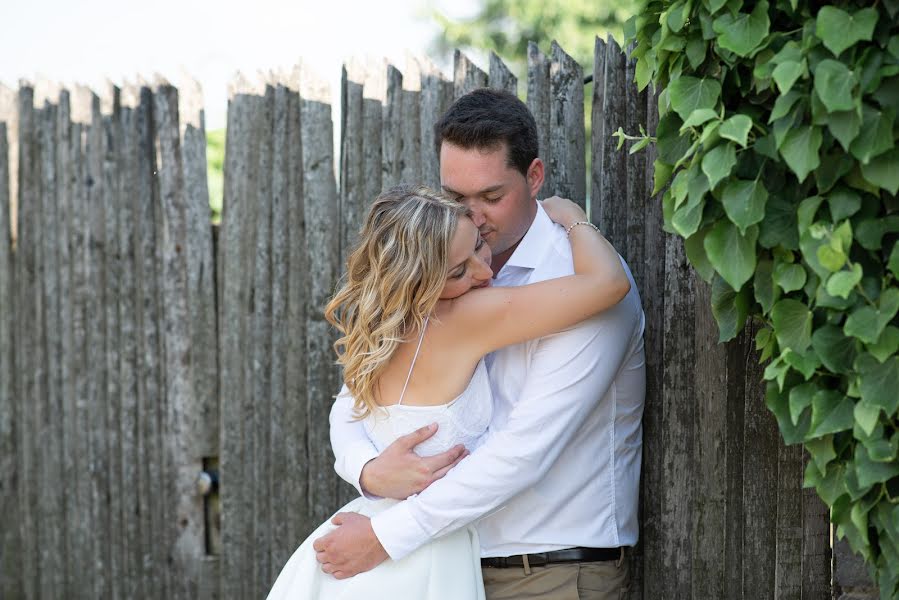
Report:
540,195,588,230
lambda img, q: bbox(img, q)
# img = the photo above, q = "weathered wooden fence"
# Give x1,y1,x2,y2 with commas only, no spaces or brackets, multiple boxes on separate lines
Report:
0,40,838,600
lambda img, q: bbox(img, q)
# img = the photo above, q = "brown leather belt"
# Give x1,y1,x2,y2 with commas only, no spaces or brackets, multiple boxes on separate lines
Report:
481,546,623,568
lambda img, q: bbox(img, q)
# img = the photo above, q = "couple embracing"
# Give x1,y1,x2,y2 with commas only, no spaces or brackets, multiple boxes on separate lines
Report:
268,88,646,600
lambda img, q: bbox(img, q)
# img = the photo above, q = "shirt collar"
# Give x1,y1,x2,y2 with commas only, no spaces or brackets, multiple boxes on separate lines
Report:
501,201,555,271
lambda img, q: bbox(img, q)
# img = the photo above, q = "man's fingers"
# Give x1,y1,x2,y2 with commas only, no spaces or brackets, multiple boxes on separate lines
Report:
312,536,327,553
422,444,465,472
399,422,438,448
331,512,349,526
321,562,335,574
430,449,469,482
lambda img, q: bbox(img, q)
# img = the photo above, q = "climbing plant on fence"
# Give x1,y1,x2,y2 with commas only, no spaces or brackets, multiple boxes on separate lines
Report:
621,0,899,594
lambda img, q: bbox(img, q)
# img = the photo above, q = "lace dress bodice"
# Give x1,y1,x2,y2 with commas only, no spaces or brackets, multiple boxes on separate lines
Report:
361,316,492,457
363,359,493,457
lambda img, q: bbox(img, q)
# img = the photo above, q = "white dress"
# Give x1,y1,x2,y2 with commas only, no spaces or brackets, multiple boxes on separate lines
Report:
267,318,492,600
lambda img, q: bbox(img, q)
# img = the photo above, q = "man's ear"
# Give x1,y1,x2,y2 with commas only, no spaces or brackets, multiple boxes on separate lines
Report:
526,158,545,199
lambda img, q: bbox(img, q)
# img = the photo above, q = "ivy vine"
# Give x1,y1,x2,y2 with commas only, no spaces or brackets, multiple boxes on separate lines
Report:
622,0,899,594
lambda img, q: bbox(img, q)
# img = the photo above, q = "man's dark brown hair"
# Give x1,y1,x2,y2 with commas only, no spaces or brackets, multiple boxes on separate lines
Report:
434,88,539,177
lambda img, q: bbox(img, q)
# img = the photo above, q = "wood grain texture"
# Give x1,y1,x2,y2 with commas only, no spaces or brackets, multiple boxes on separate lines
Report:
527,43,552,200
381,65,403,190
419,58,450,191
488,52,517,95
453,50,487,99
547,41,585,206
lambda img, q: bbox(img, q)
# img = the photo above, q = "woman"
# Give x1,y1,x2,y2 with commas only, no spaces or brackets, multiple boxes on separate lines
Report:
267,184,629,599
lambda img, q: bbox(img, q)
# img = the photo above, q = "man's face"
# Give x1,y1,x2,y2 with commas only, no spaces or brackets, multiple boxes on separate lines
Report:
439,142,543,258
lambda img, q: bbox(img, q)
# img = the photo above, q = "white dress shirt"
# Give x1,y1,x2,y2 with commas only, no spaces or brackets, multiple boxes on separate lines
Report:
329,203,646,560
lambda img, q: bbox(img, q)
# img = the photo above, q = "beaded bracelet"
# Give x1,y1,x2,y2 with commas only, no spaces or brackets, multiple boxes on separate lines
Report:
565,220,600,237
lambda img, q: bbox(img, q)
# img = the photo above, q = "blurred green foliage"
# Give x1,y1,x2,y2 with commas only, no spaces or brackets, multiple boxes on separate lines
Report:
430,0,635,75
207,128,225,222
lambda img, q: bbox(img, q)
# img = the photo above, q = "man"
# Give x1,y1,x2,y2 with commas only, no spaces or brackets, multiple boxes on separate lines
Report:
315,88,646,599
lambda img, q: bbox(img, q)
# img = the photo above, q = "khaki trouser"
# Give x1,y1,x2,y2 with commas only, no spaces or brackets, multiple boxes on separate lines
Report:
482,550,630,600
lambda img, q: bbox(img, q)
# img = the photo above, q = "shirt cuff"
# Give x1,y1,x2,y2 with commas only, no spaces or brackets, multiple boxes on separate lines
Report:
340,440,381,499
370,500,431,561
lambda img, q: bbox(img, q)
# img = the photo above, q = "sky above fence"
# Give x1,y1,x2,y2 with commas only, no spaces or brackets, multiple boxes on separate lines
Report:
1,0,479,130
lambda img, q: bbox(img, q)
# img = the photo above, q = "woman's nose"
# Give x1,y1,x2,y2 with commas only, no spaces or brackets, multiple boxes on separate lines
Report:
474,254,493,280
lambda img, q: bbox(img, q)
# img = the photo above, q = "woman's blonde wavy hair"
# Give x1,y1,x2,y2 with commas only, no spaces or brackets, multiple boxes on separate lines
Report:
325,184,470,418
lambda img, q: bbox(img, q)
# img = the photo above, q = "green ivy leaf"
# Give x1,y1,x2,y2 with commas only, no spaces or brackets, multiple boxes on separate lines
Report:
849,106,895,164
704,221,758,290
711,274,751,342
817,244,847,272
808,389,855,438
785,348,821,380
859,148,899,195
827,188,861,222
889,243,899,279
813,60,857,113
772,298,813,353
774,261,807,293
680,108,719,130
759,193,799,249
825,263,863,299
825,110,862,152
719,114,753,147
780,125,822,182
811,323,858,374
653,160,674,195
789,381,817,425
857,353,899,416
686,37,707,69
868,326,899,363
701,142,737,189
774,60,804,95
770,90,802,123
815,6,879,57
713,0,770,57
806,435,837,475
854,400,882,437
767,381,811,444
855,444,899,488
668,76,723,121
754,259,778,313
721,178,767,233
845,288,899,344
685,227,716,283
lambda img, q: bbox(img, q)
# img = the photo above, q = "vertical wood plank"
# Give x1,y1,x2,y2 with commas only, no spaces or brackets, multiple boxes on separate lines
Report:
419,58,450,190
399,58,422,185
0,96,22,600
14,85,38,599
598,36,627,250
300,72,340,525
340,64,365,267
691,282,728,600
84,88,112,600
119,87,146,594
154,82,205,600
219,78,256,599
38,97,68,597
361,67,385,201
283,72,309,558
180,79,220,600
742,320,779,597
660,236,695,600
802,468,832,598
249,81,274,597
269,77,293,576
775,442,804,599
100,83,125,600
488,52,517,95
453,49,487,98
548,41,585,206
590,38,607,233
527,43,551,200
180,79,218,463
381,65,403,190
630,88,667,600
724,332,748,599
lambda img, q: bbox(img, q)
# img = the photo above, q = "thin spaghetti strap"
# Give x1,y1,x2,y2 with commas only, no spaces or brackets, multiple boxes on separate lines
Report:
397,315,429,406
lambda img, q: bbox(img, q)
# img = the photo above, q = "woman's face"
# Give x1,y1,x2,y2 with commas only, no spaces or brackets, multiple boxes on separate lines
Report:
440,216,493,300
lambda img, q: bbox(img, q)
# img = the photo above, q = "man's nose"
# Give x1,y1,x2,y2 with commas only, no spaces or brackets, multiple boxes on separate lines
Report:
461,198,487,228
